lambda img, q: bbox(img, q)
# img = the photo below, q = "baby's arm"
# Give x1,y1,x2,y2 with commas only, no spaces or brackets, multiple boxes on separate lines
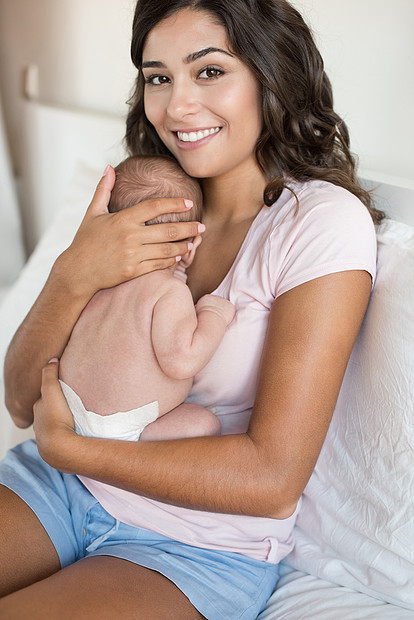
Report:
152,287,235,380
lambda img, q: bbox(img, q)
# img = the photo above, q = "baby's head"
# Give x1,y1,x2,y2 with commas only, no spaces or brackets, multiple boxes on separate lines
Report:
108,155,202,223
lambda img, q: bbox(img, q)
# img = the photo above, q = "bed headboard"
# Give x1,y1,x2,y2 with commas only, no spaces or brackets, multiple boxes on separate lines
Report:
360,170,414,227
20,100,127,253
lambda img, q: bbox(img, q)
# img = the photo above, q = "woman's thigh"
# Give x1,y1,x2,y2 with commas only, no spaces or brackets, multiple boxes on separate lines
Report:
0,485,61,597
0,555,205,619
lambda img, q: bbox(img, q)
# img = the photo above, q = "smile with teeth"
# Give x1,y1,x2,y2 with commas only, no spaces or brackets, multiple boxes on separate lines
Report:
176,127,221,143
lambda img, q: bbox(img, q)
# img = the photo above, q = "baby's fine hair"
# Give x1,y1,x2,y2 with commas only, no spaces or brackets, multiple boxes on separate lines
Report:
108,155,203,224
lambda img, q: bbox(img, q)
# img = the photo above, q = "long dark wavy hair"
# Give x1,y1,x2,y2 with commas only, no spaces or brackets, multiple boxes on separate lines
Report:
126,0,384,224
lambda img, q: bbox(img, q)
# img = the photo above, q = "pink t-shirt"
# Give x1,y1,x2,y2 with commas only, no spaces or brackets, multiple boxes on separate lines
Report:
80,180,377,563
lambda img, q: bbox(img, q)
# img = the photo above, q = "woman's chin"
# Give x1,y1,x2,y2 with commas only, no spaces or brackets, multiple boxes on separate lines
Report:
175,160,218,180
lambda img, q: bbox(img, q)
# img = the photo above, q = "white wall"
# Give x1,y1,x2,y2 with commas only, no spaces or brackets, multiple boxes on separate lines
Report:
0,0,136,177
0,0,413,192
292,0,414,181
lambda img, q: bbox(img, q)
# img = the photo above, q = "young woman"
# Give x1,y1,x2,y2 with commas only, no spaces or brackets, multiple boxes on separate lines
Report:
0,1,383,618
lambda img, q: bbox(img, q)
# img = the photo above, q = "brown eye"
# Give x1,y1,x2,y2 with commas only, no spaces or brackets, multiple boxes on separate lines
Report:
145,74,170,86
199,66,223,80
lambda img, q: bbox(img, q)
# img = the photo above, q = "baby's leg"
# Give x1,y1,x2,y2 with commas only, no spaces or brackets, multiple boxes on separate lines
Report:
140,403,221,442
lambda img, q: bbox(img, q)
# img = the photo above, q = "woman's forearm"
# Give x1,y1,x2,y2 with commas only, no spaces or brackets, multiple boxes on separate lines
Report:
52,431,296,519
33,358,295,518
4,257,91,427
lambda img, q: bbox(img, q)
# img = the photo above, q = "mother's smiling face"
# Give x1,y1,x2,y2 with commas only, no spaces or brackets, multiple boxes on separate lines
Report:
141,8,263,181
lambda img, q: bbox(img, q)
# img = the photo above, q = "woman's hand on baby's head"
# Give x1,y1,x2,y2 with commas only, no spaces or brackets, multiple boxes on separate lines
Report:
128,195,205,270
55,172,205,300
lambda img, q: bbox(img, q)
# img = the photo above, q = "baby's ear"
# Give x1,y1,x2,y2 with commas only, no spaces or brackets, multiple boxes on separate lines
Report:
180,235,202,268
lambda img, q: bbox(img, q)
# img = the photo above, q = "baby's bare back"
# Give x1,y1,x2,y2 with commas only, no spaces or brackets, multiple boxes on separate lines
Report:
59,271,194,415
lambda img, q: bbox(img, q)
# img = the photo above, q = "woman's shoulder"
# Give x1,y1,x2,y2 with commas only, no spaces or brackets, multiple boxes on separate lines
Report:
242,178,376,277
262,179,377,298
262,178,375,238
284,178,370,214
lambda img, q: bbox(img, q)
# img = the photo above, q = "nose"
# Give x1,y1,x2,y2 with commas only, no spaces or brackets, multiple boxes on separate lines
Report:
166,78,201,122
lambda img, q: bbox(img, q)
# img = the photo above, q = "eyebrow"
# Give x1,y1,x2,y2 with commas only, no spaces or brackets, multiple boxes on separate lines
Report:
141,47,233,69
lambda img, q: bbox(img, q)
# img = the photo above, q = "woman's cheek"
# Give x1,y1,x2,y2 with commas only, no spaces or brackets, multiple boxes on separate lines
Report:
144,91,164,128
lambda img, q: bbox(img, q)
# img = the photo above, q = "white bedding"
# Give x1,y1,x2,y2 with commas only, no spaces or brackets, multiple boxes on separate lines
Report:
273,219,414,617
259,565,414,619
0,164,101,456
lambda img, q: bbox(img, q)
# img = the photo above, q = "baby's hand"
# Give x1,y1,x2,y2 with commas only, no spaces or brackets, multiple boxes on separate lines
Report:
196,294,236,326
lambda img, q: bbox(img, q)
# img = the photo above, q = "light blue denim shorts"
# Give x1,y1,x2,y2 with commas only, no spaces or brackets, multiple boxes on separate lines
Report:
0,440,279,619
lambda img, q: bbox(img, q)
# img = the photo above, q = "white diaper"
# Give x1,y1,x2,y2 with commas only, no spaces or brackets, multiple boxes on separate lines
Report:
59,380,159,441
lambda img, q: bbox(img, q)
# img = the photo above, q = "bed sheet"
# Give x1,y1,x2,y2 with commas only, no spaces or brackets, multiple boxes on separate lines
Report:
258,565,414,619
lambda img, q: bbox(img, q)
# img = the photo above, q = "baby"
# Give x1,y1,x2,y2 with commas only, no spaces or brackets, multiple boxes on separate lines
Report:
59,155,235,442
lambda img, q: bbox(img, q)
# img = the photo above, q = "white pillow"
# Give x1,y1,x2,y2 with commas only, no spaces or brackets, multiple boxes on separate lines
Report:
285,219,414,611
0,162,104,459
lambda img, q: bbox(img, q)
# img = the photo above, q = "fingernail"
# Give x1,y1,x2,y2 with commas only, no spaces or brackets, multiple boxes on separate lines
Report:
198,223,206,233
103,165,110,176
48,358,59,364
184,200,193,209
175,256,182,262
187,242,194,250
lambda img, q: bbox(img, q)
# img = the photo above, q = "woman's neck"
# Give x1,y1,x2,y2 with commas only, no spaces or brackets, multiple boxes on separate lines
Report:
200,162,267,225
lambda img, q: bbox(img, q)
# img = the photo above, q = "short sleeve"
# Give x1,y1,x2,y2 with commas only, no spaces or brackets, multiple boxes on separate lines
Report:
271,184,377,298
